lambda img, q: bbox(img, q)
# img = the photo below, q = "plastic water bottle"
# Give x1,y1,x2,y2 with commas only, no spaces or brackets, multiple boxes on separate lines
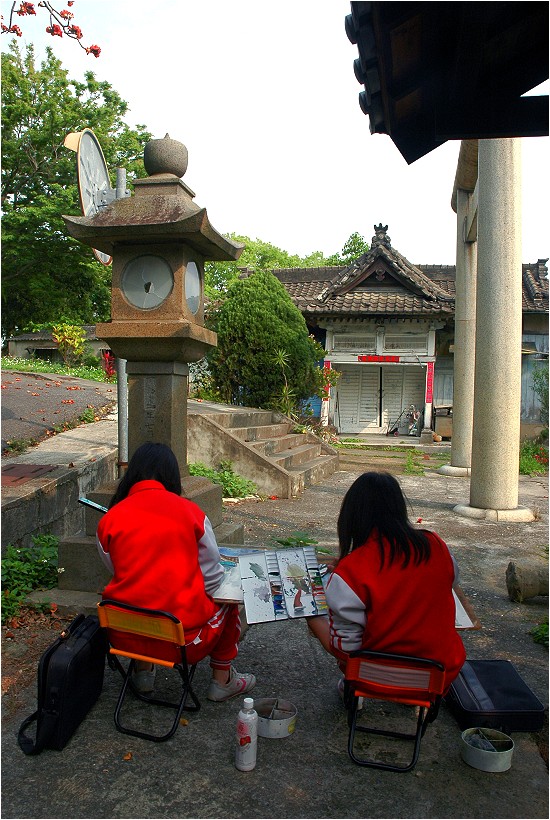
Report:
235,697,258,771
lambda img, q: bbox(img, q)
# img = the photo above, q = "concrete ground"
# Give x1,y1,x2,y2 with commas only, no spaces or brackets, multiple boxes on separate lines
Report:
1,409,548,819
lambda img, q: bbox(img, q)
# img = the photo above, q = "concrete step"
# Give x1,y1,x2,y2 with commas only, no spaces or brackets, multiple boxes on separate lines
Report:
211,410,276,429
271,442,323,470
287,453,340,490
228,423,292,442
251,433,309,456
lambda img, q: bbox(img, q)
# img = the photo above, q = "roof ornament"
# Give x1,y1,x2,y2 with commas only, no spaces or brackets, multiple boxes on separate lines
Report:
372,223,391,248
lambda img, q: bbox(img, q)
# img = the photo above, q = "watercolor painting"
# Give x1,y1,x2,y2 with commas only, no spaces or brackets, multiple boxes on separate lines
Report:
239,553,276,624
276,549,317,618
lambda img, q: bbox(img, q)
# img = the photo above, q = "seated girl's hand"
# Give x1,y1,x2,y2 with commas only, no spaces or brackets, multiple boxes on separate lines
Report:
317,552,338,572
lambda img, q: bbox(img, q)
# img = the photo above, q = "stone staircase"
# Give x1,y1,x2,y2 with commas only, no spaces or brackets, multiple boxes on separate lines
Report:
187,404,339,498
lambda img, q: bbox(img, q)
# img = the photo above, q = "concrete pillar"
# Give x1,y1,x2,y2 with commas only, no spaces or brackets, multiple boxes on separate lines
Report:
455,139,534,522
440,187,477,476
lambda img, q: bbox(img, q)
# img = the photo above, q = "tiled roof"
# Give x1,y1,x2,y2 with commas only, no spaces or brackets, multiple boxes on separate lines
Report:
272,226,548,320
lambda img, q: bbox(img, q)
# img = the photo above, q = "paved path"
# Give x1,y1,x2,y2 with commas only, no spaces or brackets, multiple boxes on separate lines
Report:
1,397,548,819
1,371,116,452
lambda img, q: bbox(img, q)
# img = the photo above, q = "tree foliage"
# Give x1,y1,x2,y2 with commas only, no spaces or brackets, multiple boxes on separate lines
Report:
208,269,324,409
1,42,152,337
204,232,369,308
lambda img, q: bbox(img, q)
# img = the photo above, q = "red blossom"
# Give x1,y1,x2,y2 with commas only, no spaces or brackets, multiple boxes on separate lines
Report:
46,23,63,36
69,24,82,38
9,24,22,35
60,9,74,19
86,43,100,57
67,0,74,4
17,2,36,15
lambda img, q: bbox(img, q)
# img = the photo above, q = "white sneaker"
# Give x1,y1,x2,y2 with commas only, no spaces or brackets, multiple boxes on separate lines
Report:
207,666,256,702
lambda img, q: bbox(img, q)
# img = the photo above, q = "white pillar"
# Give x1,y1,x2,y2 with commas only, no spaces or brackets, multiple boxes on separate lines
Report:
440,187,477,476
455,139,533,522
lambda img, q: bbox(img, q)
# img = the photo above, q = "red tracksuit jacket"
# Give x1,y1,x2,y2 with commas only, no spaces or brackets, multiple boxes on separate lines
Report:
325,530,466,689
96,480,223,639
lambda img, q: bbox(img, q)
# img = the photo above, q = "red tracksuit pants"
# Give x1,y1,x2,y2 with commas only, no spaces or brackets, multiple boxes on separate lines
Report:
185,603,242,671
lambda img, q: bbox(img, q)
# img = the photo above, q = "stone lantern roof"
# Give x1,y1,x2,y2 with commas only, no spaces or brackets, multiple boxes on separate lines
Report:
63,134,244,262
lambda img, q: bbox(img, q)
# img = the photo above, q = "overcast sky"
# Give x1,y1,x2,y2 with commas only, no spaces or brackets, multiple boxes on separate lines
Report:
4,0,548,265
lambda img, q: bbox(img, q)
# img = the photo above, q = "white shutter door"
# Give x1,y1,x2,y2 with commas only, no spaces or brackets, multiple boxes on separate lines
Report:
335,366,360,433
358,367,380,428
381,367,403,428
403,366,426,410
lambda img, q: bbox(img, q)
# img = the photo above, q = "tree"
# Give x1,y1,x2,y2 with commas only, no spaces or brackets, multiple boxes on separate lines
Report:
324,231,370,265
1,43,152,336
208,269,324,410
1,1,101,57
204,232,369,314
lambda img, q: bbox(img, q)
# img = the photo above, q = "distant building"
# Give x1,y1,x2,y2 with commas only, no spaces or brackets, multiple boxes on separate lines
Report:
6,325,110,363
269,225,548,437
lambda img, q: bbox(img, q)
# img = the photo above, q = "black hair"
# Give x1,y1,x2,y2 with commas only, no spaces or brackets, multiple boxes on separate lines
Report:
337,471,430,569
109,442,182,508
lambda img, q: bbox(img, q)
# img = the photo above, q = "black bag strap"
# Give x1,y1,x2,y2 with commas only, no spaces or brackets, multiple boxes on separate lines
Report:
18,702,65,754
460,661,496,711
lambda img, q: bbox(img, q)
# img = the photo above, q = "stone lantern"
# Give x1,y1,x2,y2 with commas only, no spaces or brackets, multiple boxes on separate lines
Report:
56,137,244,610
63,134,243,475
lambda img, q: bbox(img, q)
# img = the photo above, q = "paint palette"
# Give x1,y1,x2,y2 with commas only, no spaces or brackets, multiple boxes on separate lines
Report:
239,547,328,625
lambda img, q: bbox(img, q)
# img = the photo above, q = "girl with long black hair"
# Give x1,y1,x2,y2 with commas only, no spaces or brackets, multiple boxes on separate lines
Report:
308,471,465,693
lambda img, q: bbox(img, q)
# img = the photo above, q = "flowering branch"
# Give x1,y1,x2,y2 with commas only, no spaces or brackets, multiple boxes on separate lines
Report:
1,1,100,56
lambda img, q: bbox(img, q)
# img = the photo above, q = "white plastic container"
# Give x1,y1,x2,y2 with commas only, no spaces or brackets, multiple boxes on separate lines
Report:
460,727,515,772
235,697,258,772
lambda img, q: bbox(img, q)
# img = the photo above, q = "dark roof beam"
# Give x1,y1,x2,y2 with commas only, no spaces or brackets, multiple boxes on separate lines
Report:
436,95,549,140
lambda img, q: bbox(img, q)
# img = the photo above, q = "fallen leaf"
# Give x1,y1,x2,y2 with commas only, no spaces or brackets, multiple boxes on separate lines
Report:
179,718,189,726
416,518,423,523
123,752,133,761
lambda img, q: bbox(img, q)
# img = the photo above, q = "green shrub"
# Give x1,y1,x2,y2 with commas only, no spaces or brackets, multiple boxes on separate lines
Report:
519,439,549,476
1,534,59,623
188,460,257,498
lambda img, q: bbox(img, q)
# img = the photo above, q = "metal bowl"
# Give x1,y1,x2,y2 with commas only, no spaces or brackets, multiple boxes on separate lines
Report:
255,698,297,739
460,727,514,772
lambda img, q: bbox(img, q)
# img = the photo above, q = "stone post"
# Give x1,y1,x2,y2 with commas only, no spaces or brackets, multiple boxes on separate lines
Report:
440,187,477,475
455,139,534,521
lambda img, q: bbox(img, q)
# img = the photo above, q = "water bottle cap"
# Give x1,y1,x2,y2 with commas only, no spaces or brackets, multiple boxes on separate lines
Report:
243,697,254,709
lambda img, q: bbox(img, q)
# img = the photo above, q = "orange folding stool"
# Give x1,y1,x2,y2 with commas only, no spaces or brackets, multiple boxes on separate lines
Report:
97,600,200,742
345,649,446,772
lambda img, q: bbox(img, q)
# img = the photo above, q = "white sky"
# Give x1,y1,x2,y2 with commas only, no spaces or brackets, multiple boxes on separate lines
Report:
3,0,549,265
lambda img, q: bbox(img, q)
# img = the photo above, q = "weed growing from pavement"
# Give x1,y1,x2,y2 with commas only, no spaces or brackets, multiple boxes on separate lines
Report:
530,618,549,647
188,460,258,498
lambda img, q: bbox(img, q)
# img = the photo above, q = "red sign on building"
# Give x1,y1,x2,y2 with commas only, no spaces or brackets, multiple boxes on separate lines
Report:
425,361,434,403
357,355,400,363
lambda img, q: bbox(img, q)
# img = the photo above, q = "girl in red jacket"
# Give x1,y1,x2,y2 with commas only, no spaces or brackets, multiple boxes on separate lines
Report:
307,471,465,695
96,442,255,701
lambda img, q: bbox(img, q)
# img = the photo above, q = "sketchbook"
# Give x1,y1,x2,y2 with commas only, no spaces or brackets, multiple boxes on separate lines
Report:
453,585,481,630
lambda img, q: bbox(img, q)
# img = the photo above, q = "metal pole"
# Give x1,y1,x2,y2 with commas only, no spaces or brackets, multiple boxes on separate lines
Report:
115,168,129,476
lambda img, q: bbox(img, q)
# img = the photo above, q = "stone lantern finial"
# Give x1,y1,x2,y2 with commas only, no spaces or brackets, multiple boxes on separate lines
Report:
143,134,189,178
